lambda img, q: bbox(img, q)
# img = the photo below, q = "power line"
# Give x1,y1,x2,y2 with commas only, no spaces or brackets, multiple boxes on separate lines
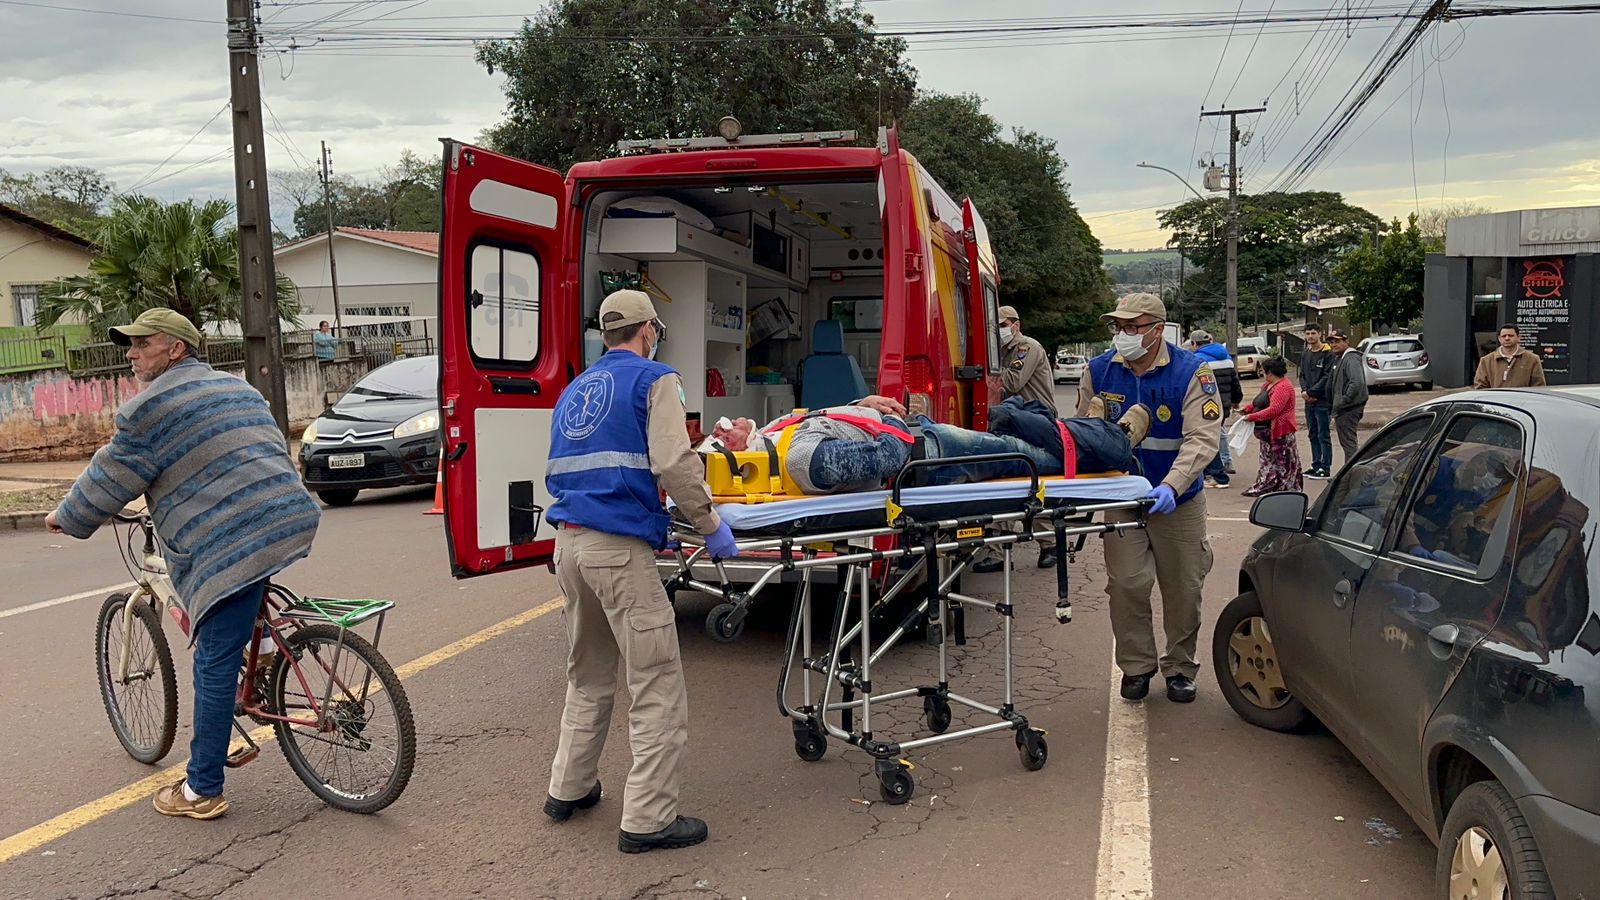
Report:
126,100,232,193
1222,0,1280,105
0,0,213,22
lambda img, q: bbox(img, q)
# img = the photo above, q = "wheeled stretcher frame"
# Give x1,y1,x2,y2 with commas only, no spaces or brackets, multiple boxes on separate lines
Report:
667,454,1149,804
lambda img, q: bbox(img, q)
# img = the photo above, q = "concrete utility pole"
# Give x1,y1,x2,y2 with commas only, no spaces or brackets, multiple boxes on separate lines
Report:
1200,106,1266,355
319,141,344,333
226,0,288,432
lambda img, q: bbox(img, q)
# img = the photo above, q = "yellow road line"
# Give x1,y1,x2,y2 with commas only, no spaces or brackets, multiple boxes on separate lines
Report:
0,598,564,865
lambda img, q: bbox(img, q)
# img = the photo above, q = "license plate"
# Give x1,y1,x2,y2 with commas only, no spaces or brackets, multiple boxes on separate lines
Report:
328,453,365,469
1384,361,1408,369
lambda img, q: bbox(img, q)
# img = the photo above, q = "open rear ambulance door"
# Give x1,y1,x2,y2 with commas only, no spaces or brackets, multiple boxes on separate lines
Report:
438,140,575,578
962,199,1002,431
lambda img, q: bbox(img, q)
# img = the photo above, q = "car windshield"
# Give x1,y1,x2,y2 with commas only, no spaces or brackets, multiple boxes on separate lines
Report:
348,356,437,400
1370,340,1423,354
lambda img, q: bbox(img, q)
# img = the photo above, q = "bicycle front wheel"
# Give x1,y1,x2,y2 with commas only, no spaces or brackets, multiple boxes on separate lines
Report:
271,624,415,814
94,592,178,764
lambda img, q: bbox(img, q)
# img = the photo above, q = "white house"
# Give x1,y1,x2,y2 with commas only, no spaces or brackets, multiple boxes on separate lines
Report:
0,203,95,328
275,228,438,326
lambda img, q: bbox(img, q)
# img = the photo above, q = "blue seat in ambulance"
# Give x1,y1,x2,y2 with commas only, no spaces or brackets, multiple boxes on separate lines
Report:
800,320,868,409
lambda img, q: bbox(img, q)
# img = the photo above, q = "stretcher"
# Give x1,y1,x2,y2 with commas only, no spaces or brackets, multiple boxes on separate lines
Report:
666,454,1151,805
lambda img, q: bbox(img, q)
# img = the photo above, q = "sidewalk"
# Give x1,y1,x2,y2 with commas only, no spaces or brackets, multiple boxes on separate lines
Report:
0,441,305,531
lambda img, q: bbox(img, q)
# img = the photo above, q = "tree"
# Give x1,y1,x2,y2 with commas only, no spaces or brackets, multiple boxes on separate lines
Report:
0,165,114,235
275,149,445,239
35,196,298,334
898,93,1110,349
1159,190,1382,326
475,0,917,170
1417,202,1493,250
1335,214,1427,329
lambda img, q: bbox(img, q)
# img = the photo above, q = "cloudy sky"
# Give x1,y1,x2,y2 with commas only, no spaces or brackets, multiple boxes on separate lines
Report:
3,0,1598,249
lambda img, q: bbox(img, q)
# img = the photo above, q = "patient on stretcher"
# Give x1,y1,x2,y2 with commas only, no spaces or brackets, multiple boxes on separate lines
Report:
708,395,1151,496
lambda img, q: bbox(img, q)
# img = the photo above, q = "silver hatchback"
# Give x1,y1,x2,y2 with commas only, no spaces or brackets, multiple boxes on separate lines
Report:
1359,335,1432,389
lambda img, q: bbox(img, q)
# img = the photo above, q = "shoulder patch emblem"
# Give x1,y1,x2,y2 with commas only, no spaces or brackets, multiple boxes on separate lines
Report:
1201,399,1222,420
1197,369,1218,395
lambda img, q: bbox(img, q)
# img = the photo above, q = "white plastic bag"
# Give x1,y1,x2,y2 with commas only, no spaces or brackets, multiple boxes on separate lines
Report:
1227,417,1254,457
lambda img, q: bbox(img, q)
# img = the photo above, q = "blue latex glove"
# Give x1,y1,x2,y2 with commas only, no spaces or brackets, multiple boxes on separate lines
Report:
704,522,740,560
1146,484,1177,515
1407,545,1435,561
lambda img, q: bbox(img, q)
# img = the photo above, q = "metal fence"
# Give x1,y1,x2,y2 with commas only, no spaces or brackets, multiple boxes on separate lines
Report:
0,334,69,374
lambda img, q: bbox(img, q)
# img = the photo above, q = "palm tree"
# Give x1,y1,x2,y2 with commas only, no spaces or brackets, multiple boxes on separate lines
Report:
36,195,298,334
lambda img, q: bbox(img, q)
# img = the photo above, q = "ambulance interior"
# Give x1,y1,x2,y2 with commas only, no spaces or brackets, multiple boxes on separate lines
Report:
580,179,887,434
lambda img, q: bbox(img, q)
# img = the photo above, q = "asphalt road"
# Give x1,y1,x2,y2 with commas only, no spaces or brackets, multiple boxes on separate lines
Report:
0,386,1444,899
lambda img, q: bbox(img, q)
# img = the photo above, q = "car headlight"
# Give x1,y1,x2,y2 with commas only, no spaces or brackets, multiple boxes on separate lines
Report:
393,410,441,439
301,420,319,444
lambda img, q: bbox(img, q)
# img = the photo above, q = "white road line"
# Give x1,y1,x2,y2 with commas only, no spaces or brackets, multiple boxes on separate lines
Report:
1208,516,1253,522
1095,659,1154,900
0,583,137,620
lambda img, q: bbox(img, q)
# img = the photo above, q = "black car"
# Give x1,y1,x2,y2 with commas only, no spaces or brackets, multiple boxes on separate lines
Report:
300,355,440,506
1217,387,1600,900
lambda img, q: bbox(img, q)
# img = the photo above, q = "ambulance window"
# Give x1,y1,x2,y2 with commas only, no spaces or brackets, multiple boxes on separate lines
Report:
952,279,970,364
983,281,1001,373
468,244,540,365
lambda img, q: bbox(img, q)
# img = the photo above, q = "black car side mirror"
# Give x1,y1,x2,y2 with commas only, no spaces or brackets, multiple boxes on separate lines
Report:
1250,491,1309,532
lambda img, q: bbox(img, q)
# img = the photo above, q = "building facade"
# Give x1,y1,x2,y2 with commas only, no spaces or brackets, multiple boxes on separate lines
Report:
275,228,438,324
1424,205,1600,387
0,204,95,328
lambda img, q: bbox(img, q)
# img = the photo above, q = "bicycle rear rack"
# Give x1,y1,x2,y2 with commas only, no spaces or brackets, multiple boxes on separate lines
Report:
282,597,394,629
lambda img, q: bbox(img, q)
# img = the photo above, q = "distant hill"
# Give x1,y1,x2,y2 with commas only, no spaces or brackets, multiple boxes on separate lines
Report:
1103,248,1192,286
1103,249,1180,266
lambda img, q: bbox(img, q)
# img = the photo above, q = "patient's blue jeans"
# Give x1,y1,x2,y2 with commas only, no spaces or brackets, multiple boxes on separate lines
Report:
917,422,1062,484
808,432,915,492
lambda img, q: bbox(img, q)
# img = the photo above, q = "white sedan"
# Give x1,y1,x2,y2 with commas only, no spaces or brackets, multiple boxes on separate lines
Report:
1054,354,1086,383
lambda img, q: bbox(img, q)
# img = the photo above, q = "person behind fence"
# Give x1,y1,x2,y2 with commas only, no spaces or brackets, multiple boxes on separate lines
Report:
313,320,337,361
707,396,1149,494
1236,357,1302,497
542,289,739,855
45,307,321,821
1076,292,1220,705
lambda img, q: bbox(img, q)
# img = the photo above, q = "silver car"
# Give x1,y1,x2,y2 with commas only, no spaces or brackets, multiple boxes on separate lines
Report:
1359,334,1432,390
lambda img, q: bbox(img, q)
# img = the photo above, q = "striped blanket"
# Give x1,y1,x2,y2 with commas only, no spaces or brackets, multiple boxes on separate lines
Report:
54,357,319,631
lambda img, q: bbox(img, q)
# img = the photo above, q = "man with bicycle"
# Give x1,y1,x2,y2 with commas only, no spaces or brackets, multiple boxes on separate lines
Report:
46,308,319,820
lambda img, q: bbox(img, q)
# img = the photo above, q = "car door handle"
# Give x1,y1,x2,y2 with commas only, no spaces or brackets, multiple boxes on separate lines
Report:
1428,623,1460,647
1334,578,1352,595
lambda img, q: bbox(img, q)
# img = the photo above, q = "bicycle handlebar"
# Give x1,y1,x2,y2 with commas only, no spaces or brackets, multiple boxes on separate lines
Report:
111,511,148,524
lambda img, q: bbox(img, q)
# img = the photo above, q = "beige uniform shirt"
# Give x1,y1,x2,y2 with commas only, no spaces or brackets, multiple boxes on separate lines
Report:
1075,346,1221,495
645,374,720,535
1002,334,1057,414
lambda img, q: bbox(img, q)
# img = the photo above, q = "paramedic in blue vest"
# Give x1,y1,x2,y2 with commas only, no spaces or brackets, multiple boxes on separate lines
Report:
543,289,739,854
1077,293,1221,704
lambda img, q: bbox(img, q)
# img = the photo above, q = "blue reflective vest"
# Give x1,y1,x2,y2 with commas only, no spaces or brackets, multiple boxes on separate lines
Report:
546,350,676,546
1087,343,1207,505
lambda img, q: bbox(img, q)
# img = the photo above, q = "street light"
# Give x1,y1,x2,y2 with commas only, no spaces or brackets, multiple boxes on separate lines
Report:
1136,161,1207,203
1135,162,1218,336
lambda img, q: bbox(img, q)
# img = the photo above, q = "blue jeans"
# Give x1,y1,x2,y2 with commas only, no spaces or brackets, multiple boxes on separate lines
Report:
917,423,1061,484
186,579,268,797
1305,402,1332,472
808,431,915,492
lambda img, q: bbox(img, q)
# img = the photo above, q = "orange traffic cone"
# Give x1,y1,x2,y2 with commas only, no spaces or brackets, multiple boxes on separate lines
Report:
424,448,445,515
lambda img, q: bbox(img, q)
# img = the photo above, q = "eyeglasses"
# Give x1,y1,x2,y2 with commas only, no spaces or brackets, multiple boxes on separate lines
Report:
1106,320,1164,337
652,319,668,341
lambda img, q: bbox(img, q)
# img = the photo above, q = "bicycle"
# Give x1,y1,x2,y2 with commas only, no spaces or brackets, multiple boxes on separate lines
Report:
93,510,416,813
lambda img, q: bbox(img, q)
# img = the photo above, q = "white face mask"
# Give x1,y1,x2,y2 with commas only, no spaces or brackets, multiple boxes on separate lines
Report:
1113,331,1149,361
647,321,664,360
999,325,1015,344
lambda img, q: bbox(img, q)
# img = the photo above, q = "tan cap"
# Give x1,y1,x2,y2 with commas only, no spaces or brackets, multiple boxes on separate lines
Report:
597,289,657,331
109,307,203,349
1101,292,1167,323
997,305,1020,322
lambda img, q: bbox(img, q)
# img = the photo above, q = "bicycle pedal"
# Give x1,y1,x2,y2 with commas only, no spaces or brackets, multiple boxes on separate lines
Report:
225,747,260,768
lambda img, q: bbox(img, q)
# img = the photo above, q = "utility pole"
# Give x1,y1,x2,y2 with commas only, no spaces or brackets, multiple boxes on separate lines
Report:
1200,105,1266,355
226,0,287,432
319,141,344,333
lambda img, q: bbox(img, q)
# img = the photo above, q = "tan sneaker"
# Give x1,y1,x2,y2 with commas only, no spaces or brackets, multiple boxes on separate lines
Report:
153,782,228,820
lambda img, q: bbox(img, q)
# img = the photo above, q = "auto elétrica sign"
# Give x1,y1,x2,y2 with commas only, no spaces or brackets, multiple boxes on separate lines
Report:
1514,257,1572,381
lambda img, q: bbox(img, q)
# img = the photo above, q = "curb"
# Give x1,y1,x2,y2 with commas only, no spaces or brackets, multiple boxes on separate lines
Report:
1,510,50,532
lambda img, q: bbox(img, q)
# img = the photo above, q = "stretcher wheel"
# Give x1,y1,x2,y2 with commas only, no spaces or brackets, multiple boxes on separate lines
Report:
1017,729,1049,772
793,729,826,762
923,695,952,734
706,603,743,642
878,764,915,805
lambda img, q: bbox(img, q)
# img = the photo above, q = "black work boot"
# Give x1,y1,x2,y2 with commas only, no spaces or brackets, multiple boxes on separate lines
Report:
1037,547,1057,569
543,781,602,823
618,815,709,853
1165,674,1197,703
1120,671,1154,701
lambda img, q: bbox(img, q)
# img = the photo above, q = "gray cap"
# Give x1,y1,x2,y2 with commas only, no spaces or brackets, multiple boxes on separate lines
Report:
1188,329,1212,344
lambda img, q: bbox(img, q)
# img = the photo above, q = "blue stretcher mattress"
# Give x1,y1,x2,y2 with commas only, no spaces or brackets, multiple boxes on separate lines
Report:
691,474,1153,535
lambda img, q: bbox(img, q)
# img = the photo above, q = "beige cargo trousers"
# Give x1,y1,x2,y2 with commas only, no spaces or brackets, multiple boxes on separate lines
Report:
1101,491,1214,679
548,525,688,834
